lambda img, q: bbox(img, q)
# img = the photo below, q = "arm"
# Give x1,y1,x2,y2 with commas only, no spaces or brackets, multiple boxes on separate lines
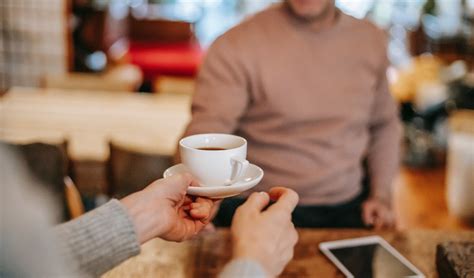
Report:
183,35,250,136
362,47,402,229
54,200,140,277
54,174,217,277
174,35,249,164
220,188,300,277
366,65,402,204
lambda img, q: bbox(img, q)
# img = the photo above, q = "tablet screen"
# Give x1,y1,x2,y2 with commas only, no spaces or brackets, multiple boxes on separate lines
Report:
327,243,419,278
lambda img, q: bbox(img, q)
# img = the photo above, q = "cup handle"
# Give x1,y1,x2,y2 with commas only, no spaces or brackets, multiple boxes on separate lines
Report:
228,157,249,185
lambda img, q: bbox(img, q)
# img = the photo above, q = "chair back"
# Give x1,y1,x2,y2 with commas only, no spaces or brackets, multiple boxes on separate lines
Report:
108,142,172,199
130,17,194,43
1,141,68,194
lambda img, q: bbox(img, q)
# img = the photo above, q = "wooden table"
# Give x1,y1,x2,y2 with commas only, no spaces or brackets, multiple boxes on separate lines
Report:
0,87,191,160
103,228,474,278
394,167,472,230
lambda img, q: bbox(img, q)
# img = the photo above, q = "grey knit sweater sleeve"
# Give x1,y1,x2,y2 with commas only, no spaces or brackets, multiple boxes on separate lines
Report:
54,199,266,278
219,259,268,278
54,199,140,277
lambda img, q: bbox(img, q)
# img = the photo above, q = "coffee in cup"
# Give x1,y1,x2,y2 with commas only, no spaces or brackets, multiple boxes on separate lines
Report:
179,134,249,187
197,147,228,151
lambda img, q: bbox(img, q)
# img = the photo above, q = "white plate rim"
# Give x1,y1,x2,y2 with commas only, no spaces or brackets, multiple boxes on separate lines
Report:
163,163,264,198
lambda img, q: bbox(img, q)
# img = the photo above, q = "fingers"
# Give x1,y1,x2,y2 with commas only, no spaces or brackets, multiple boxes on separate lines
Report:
199,223,217,236
189,177,200,187
377,210,395,230
207,199,222,221
363,201,395,230
183,196,193,206
189,197,213,221
202,223,216,233
239,192,270,213
170,218,206,242
373,211,384,229
362,202,376,226
266,187,299,214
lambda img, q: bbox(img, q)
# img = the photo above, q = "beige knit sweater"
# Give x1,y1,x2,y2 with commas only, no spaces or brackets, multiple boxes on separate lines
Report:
183,4,401,205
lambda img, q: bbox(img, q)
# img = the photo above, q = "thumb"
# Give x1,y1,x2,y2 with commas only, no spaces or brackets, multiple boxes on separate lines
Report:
152,173,197,195
240,192,270,213
267,187,299,213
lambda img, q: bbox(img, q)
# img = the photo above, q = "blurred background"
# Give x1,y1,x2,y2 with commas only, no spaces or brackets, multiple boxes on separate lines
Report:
0,0,473,229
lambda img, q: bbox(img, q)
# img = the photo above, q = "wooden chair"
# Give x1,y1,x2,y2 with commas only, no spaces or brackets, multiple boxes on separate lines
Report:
0,141,85,220
129,17,194,43
64,176,86,219
153,75,196,95
108,142,172,199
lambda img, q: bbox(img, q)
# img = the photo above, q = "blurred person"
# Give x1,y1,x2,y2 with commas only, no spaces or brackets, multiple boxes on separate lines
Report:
181,0,401,229
0,147,298,277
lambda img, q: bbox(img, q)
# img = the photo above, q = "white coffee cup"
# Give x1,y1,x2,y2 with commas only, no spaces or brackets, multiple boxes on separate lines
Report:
179,133,249,187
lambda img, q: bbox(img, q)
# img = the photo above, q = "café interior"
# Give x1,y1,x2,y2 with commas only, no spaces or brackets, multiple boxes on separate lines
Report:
1,0,474,277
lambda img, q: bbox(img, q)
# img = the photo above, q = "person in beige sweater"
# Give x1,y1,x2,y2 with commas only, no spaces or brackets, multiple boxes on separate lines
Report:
182,0,402,229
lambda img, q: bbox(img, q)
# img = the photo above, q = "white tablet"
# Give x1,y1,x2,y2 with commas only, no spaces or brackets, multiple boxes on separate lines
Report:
319,236,425,278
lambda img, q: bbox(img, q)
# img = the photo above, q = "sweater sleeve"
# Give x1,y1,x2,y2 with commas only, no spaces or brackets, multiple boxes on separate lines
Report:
54,199,140,277
183,34,250,137
366,43,402,205
219,259,268,278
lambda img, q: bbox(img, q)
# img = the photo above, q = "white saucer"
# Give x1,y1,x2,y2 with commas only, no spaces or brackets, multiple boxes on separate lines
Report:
163,163,264,199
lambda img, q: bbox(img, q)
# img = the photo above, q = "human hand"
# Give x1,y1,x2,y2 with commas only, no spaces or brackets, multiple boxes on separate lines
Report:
362,197,395,229
231,187,299,276
120,174,219,244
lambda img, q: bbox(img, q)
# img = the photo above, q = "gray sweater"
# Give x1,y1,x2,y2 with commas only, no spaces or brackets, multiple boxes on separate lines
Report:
54,200,267,277
0,147,266,277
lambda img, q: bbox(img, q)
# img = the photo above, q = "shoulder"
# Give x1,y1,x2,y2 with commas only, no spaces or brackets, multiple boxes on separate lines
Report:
342,13,387,50
339,13,388,67
210,4,282,51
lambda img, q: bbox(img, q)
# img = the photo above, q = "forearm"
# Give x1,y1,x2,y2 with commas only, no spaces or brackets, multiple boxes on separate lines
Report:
54,200,140,277
367,116,402,204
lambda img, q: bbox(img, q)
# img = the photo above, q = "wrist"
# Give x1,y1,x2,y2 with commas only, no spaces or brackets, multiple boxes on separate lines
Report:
369,187,393,206
367,194,392,208
120,192,166,244
225,258,269,277
232,242,269,273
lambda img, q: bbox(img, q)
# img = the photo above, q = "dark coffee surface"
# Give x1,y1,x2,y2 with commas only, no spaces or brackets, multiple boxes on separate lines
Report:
198,147,227,151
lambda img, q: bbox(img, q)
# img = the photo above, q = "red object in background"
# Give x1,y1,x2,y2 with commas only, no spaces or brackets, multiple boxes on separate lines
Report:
128,41,204,81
